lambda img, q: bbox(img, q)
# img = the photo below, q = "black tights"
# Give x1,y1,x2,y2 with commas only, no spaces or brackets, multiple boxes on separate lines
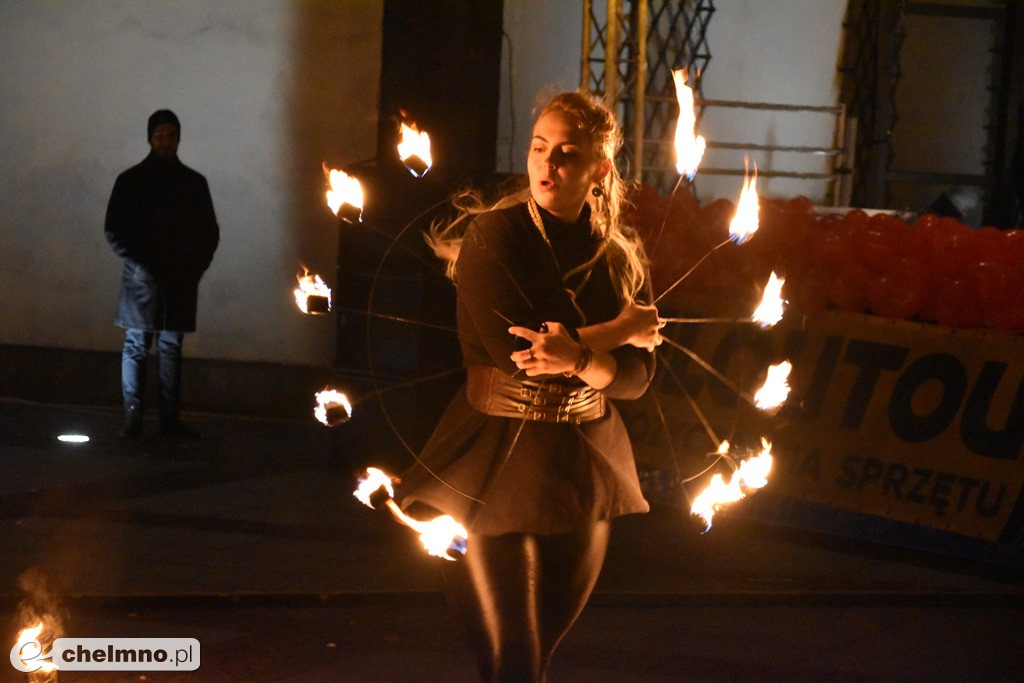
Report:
440,521,610,682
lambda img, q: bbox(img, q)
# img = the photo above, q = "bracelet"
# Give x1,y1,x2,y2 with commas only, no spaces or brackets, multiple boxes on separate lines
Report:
563,344,594,377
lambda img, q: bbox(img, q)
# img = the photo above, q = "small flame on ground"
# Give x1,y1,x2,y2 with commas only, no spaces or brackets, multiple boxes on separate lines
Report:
691,439,773,532
753,361,792,410
324,165,364,219
314,389,351,425
672,68,706,180
354,467,468,560
752,271,786,327
729,158,759,244
15,620,58,677
294,267,332,314
397,119,432,177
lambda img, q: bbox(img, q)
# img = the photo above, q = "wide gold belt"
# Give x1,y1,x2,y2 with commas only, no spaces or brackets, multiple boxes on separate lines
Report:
465,365,606,424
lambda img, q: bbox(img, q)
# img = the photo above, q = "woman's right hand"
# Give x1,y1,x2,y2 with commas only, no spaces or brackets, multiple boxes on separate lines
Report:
616,302,664,351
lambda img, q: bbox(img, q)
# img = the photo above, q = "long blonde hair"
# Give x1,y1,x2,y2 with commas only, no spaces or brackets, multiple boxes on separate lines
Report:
428,90,647,303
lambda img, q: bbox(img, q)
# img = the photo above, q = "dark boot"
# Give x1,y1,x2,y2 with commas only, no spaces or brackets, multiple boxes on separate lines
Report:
121,402,143,439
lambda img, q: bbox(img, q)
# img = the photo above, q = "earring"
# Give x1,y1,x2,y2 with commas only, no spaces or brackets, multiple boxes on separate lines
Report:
591,185,604,198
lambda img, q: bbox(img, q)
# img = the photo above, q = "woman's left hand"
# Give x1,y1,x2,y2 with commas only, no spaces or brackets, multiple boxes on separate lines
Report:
509,322,580,376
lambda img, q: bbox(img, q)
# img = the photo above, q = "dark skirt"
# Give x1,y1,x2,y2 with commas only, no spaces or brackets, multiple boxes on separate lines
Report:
396,384,650,536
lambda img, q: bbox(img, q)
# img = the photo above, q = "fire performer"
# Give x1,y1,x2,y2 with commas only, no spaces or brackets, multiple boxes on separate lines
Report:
105,109,219,438
397,91,662,681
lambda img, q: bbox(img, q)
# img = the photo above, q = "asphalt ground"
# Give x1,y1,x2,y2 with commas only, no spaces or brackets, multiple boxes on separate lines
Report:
1,397,1022,682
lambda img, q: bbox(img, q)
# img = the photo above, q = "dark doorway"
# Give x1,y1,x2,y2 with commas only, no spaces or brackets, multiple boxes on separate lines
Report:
377,0,505,175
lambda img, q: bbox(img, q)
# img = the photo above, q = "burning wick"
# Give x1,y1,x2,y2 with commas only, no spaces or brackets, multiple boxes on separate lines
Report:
354,467,468,560
753,361,792,410
324,164,364,223
751,271,786,328
691,439,773,532
314,389,352,426
294,267,332,314
729,158,759,244
672,68,706,181
397,119,432,177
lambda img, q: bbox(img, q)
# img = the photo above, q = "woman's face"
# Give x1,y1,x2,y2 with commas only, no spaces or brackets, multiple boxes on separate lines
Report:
528,110,605,223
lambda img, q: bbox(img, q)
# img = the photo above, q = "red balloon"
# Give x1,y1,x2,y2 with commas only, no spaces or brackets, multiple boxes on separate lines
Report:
786,195,816,219
975,226,1002,254
818,213,843,232
791,268,830,315
898,225,929,257
866,273,893,315
934,277,985,328
840,209,869,233
828,261,871,312
964,260,1013,312
814,231,855,269
1002,229,1024,261
927,218,977,276
913,212,939,232
853,213,899,272
867,273,920,319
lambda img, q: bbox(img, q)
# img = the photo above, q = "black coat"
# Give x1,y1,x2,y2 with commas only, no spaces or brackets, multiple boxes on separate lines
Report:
105,152,219,332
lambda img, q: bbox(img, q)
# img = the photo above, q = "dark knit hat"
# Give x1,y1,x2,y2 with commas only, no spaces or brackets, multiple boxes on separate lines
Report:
147,109,180,141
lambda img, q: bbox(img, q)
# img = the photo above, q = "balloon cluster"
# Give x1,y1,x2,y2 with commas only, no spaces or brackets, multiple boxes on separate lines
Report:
627,186,1024,333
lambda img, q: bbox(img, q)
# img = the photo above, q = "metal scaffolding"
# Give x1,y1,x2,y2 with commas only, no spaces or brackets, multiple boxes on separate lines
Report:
582,0,714,190
582,0,853,204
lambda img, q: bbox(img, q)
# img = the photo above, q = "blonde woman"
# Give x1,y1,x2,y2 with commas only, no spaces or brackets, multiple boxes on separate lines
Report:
398,90,662,681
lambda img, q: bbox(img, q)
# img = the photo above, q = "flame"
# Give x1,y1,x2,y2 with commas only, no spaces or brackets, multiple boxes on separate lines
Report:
314,389,352,425
753,361,792,410
691,439,773,531
324,165,364,219
752,271,786,327
403,514,468,560
19,622,43,642
672,68,706,180
354,467,394,507
728,159,759,244
15,620,57,676
397,119,432,177
294,267,332,314
354,468,468,560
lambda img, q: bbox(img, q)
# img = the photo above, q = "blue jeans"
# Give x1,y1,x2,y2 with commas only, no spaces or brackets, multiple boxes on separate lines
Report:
121,329,185,420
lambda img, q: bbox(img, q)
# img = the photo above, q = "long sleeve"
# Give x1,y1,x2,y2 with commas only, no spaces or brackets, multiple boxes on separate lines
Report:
104,173,150,266
599,277,656,400
455,208,582,376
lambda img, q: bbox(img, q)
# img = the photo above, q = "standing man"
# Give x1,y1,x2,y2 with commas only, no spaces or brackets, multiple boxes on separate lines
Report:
105,109,219,438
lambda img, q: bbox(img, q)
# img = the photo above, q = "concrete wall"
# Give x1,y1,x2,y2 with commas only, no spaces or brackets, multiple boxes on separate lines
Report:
497,1,584,174
498,0,847,203
2,0,848,367
0,1,383,365
697,0,847,202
